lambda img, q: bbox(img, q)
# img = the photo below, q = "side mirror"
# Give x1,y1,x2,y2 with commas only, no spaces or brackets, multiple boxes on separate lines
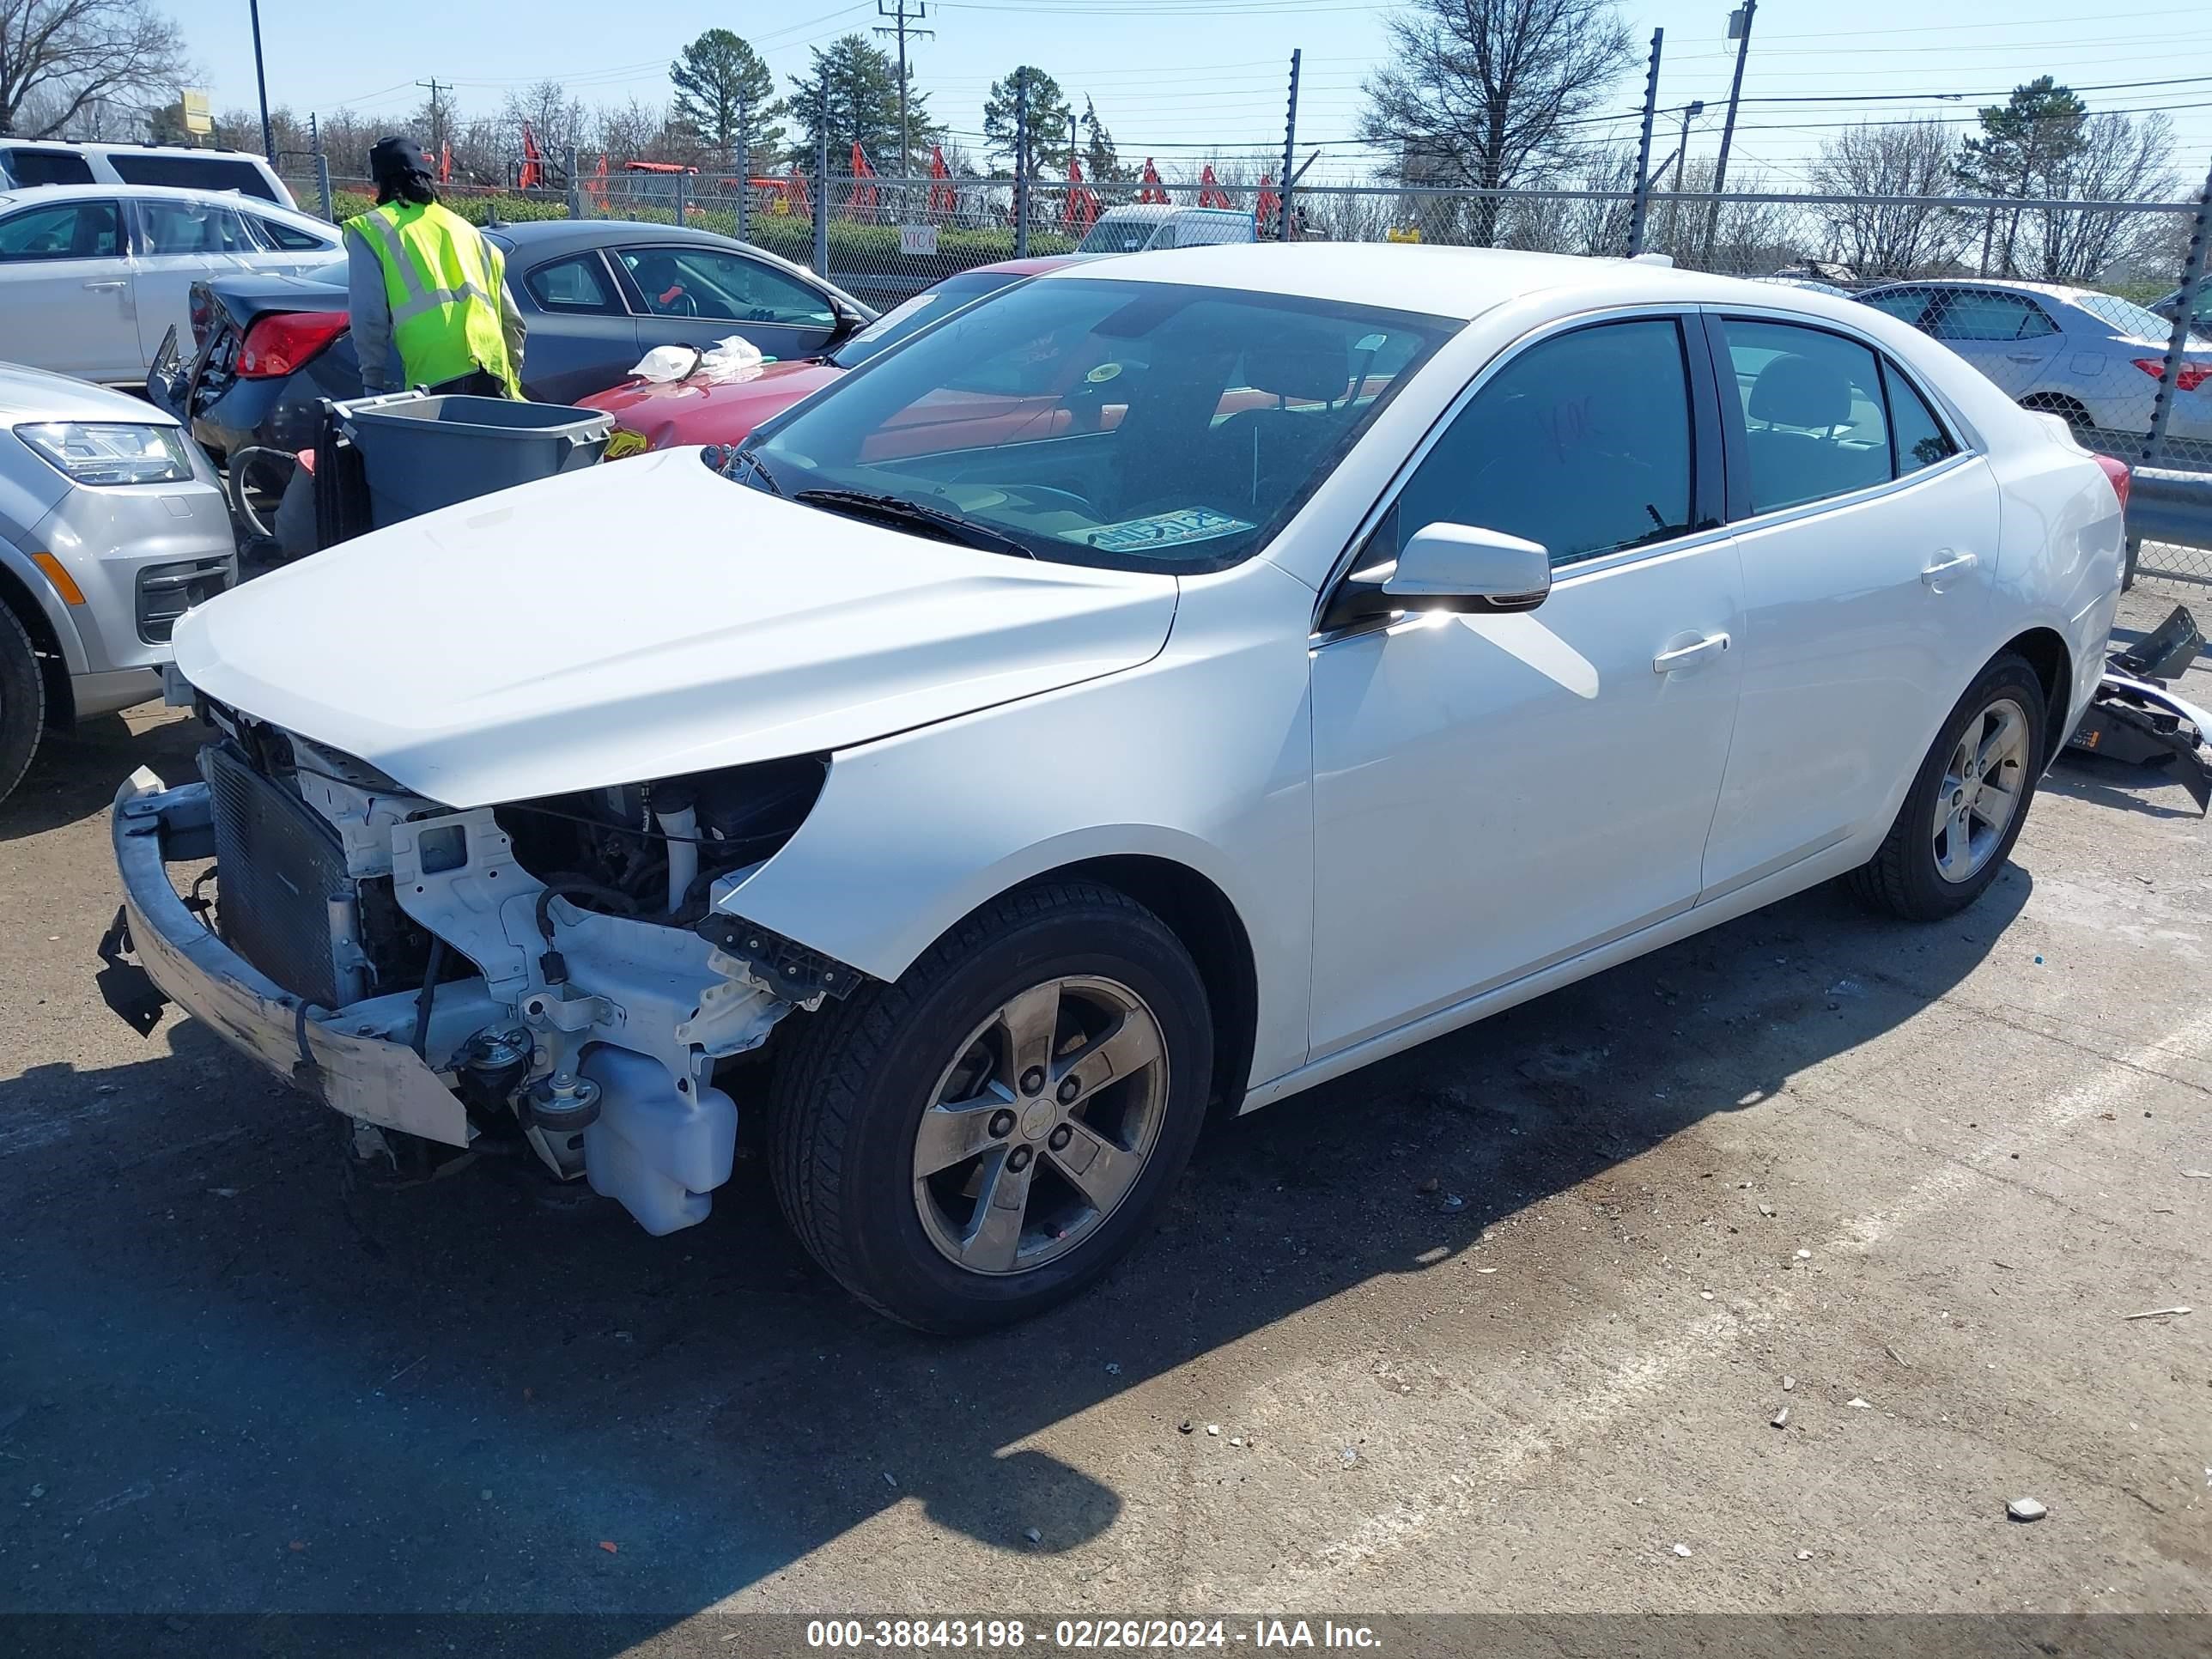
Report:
1318,523,1552,634
1384,523,1552,612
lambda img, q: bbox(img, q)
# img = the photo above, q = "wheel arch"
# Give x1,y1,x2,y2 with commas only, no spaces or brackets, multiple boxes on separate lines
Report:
0,557,74,728
1038,853,1260,1117
2000,624,2073,738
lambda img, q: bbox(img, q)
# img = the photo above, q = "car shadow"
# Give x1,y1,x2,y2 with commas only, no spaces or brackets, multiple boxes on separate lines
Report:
0,767,2031,1638
0,708,201,844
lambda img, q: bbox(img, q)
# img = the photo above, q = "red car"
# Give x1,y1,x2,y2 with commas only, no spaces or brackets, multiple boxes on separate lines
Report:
582,256,1078,454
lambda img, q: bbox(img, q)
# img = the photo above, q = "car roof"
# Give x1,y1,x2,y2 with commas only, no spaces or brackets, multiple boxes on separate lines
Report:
0,180,325,224
1096,204,1245,223
0,139,270,161
1046,241,1853,323
485,216,869,313
1863,276,2094,305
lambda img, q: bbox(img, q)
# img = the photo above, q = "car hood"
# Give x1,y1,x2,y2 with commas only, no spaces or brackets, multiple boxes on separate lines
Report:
581,361,843,451
173,449,1179,806
0,362,186,423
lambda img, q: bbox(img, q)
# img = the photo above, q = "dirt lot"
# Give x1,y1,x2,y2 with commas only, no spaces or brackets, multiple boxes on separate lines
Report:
2,588,2207,1644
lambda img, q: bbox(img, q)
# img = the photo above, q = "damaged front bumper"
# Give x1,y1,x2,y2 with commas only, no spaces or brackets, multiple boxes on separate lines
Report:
106,769,475,1145
103,763,811,1232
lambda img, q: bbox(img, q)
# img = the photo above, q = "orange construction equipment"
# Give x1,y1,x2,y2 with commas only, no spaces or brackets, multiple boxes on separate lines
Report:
436,142,453,185
519,123,544,190
1255,173,1279,234
842,144,879,221
586,155,611,213
1137,158,1168,204
1195,164,1233,210
1061,156,1100,234
927,145,958,218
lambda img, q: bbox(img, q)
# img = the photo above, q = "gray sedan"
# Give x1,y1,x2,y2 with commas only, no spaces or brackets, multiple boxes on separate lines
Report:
1857,278,2211,448
0,363,233,802
485,220,874,402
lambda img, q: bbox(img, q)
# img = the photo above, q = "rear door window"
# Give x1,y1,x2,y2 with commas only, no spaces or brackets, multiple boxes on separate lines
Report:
1,147,96,185
526,252,623,313
108,155,279,201
137,198,260,254
1922,289,2057,342
617,245,832,325
1722,319,1892,513
0,199,122,261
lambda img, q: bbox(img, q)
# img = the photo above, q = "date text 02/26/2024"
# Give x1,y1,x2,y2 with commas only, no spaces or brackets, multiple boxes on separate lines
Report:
804,1620,1384,1650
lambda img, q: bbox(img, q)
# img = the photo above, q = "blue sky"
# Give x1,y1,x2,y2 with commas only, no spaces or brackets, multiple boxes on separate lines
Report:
170,0,2212,186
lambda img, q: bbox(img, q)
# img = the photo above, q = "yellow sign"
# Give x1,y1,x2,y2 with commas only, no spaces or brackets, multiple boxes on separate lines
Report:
1384,227,1422,243
181,89,211,137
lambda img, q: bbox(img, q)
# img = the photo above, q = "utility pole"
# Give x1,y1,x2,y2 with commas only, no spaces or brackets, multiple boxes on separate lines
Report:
1704,0,1756,262
1626,29,1662,257
248,0,273,161
1670,101,1704,193
416,78,451,152
874,0,933,178
1279,49,1300,240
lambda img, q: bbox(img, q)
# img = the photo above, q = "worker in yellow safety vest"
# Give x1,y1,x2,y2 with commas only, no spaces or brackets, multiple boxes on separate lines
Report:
344,136,526,398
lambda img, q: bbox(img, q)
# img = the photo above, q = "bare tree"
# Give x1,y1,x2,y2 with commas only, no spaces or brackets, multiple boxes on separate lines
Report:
594,96,672,168
1648,156,1798,274
501,79,587,179
2026,111,2179,283
1807,121,1966,279
1358,0,1636,246
0,0,186,137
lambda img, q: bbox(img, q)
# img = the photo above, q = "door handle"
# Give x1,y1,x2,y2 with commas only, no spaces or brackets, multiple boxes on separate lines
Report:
1652,632,1730,674
83,280,125,291
2006,352,2042,363
1921,550,1978,589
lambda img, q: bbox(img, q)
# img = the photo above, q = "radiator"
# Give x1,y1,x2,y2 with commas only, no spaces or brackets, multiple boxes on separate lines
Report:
202,744,358,1010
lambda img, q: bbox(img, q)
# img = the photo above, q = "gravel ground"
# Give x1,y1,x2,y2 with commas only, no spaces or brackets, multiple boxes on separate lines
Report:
1,587,2207,1644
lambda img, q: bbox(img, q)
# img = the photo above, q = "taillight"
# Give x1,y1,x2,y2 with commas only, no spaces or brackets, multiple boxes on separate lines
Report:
189,290,212,350
237,311,348,379
2130,358,2212,392
2094,453,2131,514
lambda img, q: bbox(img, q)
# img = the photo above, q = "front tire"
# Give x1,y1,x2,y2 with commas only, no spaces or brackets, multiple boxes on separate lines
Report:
0,604,46,808
1847,653,2046,921
768,881,1212,1333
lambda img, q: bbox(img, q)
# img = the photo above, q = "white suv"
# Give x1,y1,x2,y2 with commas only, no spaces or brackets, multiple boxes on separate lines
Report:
0,142,294,208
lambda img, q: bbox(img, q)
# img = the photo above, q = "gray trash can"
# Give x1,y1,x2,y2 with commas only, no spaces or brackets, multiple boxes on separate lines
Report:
337,392,616,528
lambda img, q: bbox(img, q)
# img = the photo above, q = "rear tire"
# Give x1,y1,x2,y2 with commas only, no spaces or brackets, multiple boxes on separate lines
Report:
768,880,1212,1334
0,603,46,808
1846,653,2046,921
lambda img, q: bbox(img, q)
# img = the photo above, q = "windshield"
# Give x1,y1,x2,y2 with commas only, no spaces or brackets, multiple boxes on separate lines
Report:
1078,218,1164,254
829,269,1026,369
733,277,1456,573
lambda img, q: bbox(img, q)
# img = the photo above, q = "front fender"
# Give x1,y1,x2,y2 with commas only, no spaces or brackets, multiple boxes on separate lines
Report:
721,561,1320,1089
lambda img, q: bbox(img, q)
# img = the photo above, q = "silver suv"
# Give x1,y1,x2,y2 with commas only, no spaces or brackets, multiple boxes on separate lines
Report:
0,364,233,802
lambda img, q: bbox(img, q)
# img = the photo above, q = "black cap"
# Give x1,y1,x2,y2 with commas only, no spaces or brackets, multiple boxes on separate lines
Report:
368,135,429,184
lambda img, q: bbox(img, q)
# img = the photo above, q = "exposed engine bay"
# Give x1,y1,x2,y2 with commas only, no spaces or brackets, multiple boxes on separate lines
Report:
159,696,854,1234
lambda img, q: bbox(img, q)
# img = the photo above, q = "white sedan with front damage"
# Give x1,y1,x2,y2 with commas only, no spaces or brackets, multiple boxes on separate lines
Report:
104,244,2124,1332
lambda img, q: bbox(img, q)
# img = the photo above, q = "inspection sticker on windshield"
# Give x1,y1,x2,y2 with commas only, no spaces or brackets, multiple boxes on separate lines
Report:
1066,507,1253,555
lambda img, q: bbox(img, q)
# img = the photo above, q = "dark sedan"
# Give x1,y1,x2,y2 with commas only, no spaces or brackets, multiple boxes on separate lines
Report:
152,218,874,481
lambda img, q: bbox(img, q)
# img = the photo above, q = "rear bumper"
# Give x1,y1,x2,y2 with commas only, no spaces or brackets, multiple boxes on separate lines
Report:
108,769,470,1146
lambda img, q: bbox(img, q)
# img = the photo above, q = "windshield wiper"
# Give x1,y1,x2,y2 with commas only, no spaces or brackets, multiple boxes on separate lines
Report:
794,488,1034,558
725,444,781,495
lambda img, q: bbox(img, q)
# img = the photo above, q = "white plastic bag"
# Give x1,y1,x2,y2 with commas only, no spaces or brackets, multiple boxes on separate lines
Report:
625,335,766,386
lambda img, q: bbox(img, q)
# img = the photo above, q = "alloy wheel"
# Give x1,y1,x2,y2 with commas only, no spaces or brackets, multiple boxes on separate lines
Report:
911,975,1169,1276
1933,696,2029,884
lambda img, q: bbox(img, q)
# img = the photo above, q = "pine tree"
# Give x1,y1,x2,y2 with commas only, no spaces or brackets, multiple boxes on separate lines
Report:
1080,96,1123,182
670,29,784,169
1956,77,2087,276
982,66,1073,177
785,33,933,167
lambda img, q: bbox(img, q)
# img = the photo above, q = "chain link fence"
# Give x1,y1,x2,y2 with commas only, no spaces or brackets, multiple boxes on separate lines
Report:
288,162,2211,581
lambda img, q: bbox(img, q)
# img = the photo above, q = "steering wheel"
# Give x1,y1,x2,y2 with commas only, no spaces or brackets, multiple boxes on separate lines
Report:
1014,484,1099,517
